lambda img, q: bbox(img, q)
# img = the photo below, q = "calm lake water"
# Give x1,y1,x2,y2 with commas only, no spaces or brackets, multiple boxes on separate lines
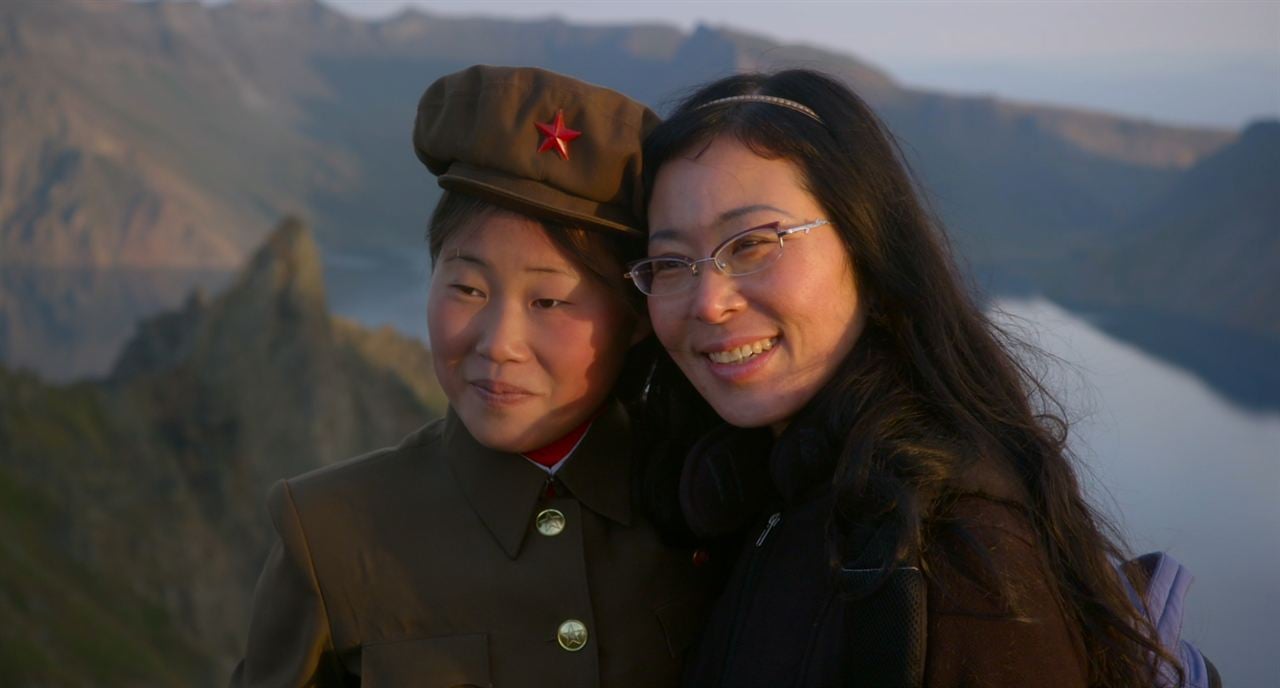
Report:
994,298,1279,688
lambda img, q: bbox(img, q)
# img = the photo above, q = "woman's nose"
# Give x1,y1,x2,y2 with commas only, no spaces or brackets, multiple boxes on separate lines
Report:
688,267,746,324
473,305,531,363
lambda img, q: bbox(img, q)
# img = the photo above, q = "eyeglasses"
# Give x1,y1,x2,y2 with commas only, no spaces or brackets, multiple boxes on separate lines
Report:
625,219,830,296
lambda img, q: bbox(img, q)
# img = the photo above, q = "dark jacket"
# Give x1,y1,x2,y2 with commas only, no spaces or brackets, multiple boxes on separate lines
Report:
678,424,1088,688
231,401,710,687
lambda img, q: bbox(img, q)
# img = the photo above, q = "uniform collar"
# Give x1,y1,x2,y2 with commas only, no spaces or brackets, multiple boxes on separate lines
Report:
443,399,633,560
556,400,633,527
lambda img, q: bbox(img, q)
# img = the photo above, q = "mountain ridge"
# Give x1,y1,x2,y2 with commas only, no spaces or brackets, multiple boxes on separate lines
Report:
1049,118,1280,340
0,0,1232,270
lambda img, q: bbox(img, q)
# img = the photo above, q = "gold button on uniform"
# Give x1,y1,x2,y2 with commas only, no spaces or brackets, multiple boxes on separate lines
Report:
536,508,566,536
557,619,588,651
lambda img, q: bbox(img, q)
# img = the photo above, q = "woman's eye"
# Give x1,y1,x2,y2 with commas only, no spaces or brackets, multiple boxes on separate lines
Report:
731,234,775,253
532,298,567,309
650,258,687,275
450,284,485,298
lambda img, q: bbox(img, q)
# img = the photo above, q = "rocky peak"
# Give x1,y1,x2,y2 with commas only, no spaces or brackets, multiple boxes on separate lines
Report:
672,24,739,75
229,215,327,317
110,282,210,380
1236,119,1280,164
220,0,343,29
229,0,323,11
1242,118,1280,141
110,216,328,379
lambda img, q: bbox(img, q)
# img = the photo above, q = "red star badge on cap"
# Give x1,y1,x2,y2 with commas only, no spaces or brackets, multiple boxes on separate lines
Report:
535,109,581,161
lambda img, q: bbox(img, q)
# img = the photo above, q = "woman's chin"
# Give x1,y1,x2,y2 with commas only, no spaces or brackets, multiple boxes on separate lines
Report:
680,359,811,429
455,404,540,454
702,388,802,430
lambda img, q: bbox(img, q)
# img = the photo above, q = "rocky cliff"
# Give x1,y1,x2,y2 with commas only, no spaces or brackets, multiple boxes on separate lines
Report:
0,217,444,684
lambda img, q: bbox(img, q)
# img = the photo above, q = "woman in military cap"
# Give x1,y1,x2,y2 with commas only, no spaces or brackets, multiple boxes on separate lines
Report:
232,66,709,687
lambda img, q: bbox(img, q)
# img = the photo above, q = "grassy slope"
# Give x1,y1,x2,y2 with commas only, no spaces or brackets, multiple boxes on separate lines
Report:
0,369,215,684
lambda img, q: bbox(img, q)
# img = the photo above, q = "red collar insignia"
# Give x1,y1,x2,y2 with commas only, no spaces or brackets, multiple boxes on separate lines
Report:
535,109,581,160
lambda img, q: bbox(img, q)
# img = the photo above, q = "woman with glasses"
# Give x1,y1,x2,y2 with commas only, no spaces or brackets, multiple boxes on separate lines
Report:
626,70,1210,687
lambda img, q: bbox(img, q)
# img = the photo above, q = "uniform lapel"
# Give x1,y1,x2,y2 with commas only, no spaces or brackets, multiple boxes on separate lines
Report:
442,410,548,559
557,399,633,527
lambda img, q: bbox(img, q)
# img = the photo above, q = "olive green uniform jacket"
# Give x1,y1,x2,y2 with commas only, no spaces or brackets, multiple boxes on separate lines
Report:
231,402,708,687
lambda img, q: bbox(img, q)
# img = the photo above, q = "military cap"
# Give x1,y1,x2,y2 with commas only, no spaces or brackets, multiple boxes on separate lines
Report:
414,66,659,235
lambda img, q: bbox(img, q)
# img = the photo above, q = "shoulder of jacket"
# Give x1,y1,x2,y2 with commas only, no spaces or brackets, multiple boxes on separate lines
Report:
275,416,450,511
926,494,1058,620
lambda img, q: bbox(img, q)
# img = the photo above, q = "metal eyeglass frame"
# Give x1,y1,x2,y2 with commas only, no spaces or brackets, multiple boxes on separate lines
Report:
624,219,831,296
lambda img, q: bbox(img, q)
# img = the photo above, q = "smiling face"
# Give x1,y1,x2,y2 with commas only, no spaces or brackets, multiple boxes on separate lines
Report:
646,136,866,433
427,210,640,452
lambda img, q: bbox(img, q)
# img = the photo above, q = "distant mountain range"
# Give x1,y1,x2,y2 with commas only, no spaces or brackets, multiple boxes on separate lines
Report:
0,0,1232,268
0,217,444,683
1041,120,1280,408
0,0,1276,399
1049,121,1280,340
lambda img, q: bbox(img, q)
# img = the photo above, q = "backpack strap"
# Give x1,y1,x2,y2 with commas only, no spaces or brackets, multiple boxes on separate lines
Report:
838,564,927,687
1122,552,1220,688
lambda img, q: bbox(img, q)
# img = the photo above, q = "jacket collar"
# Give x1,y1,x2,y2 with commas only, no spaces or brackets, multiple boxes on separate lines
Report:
555,400,633,528
443,399,633,560
680,423,775,538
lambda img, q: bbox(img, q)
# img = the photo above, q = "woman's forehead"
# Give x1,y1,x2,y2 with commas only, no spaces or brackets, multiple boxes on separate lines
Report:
443,213,579,275
648,204,795,246
648,140,814,245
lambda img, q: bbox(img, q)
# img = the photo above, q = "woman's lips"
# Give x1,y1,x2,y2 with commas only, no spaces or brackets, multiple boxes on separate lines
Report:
698,336,780,383
469,379,536,406
705,336,778,364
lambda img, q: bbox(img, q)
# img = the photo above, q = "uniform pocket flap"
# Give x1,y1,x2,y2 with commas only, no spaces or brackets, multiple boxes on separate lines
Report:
361,632,491,688
654,596,706,658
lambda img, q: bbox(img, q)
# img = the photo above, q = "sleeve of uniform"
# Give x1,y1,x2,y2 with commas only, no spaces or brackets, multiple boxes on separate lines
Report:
923,498,1089,688
230,480,342,687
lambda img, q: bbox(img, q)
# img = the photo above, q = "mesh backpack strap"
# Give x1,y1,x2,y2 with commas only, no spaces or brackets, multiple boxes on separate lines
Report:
839,565,927,687
1122,552,1220,688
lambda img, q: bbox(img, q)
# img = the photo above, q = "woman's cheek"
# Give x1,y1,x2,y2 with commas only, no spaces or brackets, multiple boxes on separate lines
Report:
557,306,633,384
427,297,474,363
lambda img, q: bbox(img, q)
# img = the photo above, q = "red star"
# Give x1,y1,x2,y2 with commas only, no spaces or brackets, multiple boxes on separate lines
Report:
535,109,581,160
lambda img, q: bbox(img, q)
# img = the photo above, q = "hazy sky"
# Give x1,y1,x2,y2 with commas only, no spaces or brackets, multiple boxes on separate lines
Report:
320,0,1280,129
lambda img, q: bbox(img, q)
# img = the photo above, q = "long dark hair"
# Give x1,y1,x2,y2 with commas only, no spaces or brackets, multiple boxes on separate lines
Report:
642,70,1175,685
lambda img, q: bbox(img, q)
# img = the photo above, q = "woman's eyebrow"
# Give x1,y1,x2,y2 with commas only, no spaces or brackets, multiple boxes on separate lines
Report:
525,265,574,276
647,228,683,244
443,252,487,267
443,252,572,276
717,204,789,225
649,204,792,244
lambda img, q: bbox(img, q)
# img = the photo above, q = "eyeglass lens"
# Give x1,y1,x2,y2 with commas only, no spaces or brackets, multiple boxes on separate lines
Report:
718,228,783,274
637,229,784,295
